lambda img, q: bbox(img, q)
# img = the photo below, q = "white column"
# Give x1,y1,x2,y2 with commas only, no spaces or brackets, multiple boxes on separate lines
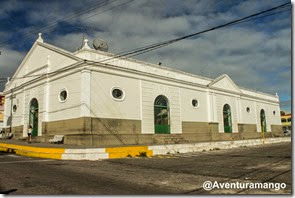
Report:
81,69,91,117
3,95,9,128
22,89,26,137
206,90,213,122
40,63,51,136
212,93,217,122
254,101,259,132
236,97,241,123
43,82,50,122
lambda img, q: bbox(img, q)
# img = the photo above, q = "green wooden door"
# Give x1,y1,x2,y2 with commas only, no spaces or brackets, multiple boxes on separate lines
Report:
223,104,232,133
154,96,170,134
29,99,39,137
260,110,267,133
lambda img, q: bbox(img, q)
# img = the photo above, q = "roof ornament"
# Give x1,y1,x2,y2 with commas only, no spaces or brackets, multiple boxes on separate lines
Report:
82,39,90,49
37,33,43,43
275,92,279,97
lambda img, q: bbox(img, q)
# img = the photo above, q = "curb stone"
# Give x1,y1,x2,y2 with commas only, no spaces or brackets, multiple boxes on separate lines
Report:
0,137,291,161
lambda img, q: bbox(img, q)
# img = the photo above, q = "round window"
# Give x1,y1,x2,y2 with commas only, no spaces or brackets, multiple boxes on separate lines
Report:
273,111,276,115
246,107,250,113
60,90,67,102
112,88,124,100
13,105,17,112
192,99,199,108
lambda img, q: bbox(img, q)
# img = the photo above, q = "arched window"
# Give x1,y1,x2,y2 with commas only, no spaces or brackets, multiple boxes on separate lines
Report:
29,98,39,137
154,95,170,134
260,109,267,133
223,104,232,133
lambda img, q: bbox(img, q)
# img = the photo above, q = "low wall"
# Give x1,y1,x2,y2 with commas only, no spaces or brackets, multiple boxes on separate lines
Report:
0,137,290,161
3,125,23,139
5,118,285,146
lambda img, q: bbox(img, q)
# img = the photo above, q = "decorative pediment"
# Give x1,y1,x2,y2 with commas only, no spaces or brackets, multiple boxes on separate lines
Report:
4,34,82,92
208,74,241,94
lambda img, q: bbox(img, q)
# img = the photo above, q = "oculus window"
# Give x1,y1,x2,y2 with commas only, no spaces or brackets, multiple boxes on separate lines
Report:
246,107,250,113
192,99,199,108
13,105,17,112
59,89,68,102
111,88,125,101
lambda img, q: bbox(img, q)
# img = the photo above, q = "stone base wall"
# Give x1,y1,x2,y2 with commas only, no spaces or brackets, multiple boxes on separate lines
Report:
271,125,284,137
42,117,141,135
5,118,285,146
181,122,216,142
3,126,23,139
238,124,260,139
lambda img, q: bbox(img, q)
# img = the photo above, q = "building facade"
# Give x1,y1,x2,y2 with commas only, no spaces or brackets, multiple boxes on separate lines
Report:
281,113,291,132
3,34,282,146
0,93,4,131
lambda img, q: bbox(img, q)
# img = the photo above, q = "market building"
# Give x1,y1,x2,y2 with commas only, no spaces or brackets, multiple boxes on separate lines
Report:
2,33,282,146
0,93,4,131
281,112,291,132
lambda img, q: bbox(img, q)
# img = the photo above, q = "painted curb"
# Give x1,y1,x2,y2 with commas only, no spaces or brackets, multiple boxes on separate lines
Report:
0,143,65,159
0,137,291,161
148,137,291,155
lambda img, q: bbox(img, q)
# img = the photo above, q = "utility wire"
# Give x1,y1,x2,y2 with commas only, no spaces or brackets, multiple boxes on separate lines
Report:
92,3,292,61
94,2,291,63
0,2,291,81
0,0,136,82
124,6,292,59
0,0,133,48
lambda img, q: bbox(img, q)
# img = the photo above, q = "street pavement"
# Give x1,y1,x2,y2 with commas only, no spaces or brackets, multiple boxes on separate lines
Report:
0,142,291,195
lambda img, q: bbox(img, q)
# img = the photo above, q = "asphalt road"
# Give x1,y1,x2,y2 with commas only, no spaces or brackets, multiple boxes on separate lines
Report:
0,142,291,195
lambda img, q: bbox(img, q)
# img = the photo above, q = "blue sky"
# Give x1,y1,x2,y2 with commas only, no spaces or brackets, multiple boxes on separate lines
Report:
0,0,292,112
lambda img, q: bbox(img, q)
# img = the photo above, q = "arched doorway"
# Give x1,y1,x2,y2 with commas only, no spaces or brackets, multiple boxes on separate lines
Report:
223,104,232,133
29,98,39,137
154,95,170,134
260,109,267,133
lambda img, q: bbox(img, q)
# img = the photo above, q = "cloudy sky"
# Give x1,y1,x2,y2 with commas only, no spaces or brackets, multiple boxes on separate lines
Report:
0,0,292,112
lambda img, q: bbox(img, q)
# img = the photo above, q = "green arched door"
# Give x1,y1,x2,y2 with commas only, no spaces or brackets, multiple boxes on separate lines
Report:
154,95,170,134
223,104,232,133
260,109,267,133
29,98,39,137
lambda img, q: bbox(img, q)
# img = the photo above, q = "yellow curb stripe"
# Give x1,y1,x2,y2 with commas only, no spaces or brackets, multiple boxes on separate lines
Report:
106,146,153,159
0,143,65,160
106,146,149,152
0,143,155,160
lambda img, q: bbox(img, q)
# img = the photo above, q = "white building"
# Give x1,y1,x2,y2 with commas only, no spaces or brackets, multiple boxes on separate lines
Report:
3,33,282,146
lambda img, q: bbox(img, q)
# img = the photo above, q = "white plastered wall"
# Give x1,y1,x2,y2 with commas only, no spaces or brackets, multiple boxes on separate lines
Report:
215,92,239,133
141,80,181,134
255,101,281,132
3,90,24,129
90,71,141,120
20,82,45,137
47,72,82,122
180,88,208,122
6,44,77,91
240,98,257,124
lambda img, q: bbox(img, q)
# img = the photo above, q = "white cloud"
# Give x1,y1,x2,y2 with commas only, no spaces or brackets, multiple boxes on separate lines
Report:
0,0,291,111
0,47,25,78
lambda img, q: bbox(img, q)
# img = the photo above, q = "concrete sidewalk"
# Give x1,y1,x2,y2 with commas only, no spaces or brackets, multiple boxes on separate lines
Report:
0,137,291,161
